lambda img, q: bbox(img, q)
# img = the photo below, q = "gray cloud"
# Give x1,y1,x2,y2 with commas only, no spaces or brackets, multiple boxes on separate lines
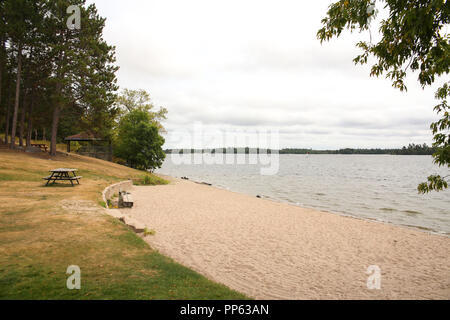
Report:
88,0,444,149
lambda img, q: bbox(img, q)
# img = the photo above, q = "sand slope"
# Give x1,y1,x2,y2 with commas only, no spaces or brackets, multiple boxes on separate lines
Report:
121,179,450,299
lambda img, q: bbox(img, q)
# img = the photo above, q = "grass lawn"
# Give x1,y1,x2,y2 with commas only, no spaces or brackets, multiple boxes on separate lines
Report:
0,147,248,300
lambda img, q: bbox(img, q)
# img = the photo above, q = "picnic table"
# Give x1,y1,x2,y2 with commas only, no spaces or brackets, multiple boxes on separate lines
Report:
31,144,48,152
43,168,82,186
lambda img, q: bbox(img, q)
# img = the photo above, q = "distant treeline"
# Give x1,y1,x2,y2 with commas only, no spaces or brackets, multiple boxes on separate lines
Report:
165,143,436,156
165,148,276,154
281,143,436,155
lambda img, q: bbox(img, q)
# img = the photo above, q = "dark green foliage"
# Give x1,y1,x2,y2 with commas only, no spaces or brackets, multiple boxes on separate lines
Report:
392,143,437,155
317,0,449,192
0,0,120,154
113,89,167,171
114,108,166,171
1,2,169,168
417,174,448,193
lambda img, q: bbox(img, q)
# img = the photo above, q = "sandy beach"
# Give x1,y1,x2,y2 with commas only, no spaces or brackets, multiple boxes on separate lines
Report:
119,178,450,299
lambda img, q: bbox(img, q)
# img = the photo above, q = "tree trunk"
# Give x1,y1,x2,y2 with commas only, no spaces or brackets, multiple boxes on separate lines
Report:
10,43,22,149
26,119,33,147
4,102,10,144
26,90,35,147
0,38,3,141
50,42,66,156
4,85,12,144
50,104,61,156
19,91,28,147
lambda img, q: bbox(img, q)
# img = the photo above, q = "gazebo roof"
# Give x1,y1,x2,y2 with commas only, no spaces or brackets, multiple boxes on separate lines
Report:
65,132,105,142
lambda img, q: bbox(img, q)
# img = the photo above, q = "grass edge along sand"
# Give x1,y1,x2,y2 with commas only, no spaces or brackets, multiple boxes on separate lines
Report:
0,148,248,300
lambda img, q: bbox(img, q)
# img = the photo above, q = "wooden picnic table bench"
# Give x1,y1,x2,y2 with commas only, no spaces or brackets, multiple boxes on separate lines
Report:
31,143,48,152
43,168,82,186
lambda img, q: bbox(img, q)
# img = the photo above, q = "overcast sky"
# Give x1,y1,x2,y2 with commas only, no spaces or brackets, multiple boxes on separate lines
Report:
88,0,446,149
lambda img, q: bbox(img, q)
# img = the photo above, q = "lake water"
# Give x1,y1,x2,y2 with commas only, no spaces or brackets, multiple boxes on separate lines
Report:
156,154,450,235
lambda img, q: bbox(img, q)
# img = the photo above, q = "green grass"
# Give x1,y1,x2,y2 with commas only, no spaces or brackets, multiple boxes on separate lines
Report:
133,174,169,186
143,228,156,236
0,219,247,300
0,149,248,300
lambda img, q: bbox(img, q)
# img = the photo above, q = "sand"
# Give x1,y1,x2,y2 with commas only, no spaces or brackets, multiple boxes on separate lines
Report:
119,178,450,299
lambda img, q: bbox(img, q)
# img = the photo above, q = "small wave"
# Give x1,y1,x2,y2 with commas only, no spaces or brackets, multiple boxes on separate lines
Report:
380,207,397,212
403,224,434,232
402,210,421,216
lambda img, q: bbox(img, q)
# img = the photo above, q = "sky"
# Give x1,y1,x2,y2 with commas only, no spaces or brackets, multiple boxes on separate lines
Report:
87,0,446,149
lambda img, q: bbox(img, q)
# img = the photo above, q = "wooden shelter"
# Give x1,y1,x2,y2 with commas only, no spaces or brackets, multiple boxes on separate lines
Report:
65,132,112,161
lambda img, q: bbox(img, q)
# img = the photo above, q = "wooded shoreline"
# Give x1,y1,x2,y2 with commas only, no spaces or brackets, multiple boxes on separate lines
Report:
165,143,436,156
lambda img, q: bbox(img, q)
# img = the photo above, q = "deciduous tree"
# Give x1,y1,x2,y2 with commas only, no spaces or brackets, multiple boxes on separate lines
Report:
317,0,449,192
114,108,166,171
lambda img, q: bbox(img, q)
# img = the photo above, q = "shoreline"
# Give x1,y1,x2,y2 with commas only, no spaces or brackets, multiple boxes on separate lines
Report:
121,175,450,299
157,174,449,238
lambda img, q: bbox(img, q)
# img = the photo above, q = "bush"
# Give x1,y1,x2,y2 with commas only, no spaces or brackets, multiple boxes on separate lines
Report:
143,175,152,185
132,174,168,186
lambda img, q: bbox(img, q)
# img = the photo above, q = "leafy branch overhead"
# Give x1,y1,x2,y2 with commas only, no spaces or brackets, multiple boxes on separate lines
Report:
317,0,449,193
